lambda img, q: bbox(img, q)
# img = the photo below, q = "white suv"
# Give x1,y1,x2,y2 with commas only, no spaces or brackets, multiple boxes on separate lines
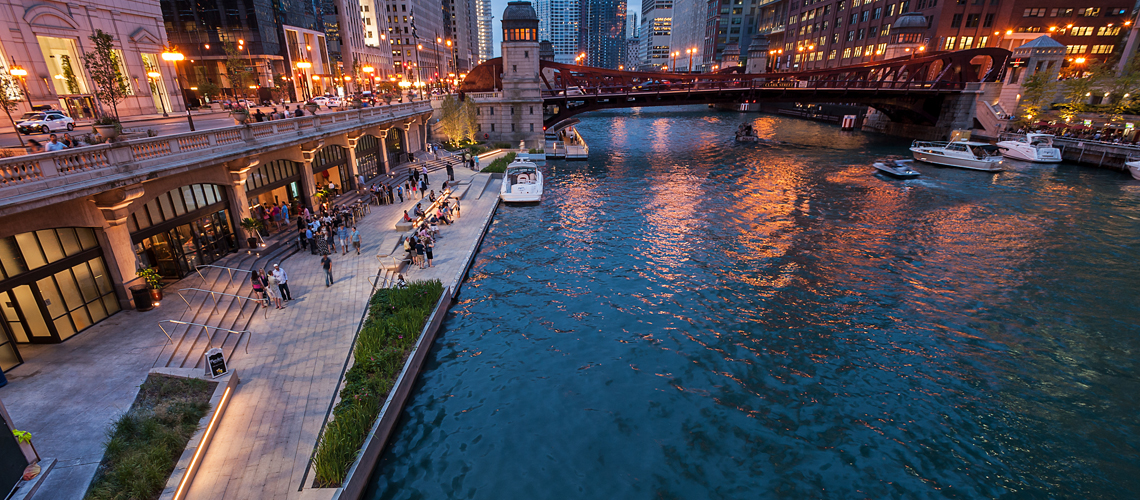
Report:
17,111,75,134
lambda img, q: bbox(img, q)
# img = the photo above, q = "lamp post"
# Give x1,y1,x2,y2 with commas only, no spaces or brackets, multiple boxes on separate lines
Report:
362,65,374,94
296,61,312,100
415,43,424,89
161,48,195,131
343,75,352,96
671,51,679,72
435,37,444,92
147,71,169,116
446,39,458,91
238,38,256,95
8,64,28,146
686,48,696,73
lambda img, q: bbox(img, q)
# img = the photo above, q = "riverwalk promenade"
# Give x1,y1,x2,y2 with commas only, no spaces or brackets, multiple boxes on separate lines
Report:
0,156,504,499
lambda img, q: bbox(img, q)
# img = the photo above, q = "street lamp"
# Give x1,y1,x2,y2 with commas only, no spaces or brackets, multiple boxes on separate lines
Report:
146,70,168,116
343,75,352,95
161,48,195,131
687,48,696,73
296,61,312,100
446,39,458,91
671,51,680,71
8,65,28,146
238,38,256,95
362,65,374,93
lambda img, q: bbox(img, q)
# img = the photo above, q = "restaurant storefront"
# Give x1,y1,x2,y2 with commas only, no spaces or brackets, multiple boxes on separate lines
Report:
246,159,303,218
387,128,406,168
313,145,351,197
355,135,384,182
0,227,121,372
129,184,238,279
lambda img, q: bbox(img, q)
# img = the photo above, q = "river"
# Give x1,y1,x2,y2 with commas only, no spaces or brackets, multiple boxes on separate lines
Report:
365,105,1140,499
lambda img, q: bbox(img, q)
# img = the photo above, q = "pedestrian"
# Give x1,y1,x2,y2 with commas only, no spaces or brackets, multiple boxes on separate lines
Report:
414,236,426,269
272,264,292,300
266,272,284,309
25,138,43,153
446,162,455,182
251,269,267,307
337,224,349,255
45,134,65,152
395,274,408,288
396,184,404,203
305,226,315,254
424,236,435,268
321,253,333,286
418,179,426,198
351,226,361,255
454,198,461,218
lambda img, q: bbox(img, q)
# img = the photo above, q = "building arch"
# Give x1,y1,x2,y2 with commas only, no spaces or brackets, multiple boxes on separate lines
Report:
355,134,384,181
312,145,349,198
127,183,237,279
386,128,407,167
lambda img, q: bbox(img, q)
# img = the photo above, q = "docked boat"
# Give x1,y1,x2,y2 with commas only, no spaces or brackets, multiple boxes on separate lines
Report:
873,159,921,178
910,140,1004,171
500,160,543,202
995,133,1062,163
1126,158,1140,180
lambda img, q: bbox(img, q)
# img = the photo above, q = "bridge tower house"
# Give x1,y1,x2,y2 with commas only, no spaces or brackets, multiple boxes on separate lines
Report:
882,12,929,60
744,35,769,74
493,1,544,148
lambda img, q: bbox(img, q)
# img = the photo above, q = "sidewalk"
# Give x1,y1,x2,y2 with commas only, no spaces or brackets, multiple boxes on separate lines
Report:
183,162,498,499
73,108,231,127
0,159,498,499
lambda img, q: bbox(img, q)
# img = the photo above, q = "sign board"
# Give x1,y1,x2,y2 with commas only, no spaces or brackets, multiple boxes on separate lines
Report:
206,348,228,378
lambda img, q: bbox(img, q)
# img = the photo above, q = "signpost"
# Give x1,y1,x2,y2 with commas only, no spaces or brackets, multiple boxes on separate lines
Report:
206,348,228,378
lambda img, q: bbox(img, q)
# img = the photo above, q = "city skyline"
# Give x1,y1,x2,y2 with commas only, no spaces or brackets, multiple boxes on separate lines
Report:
490,0,640,58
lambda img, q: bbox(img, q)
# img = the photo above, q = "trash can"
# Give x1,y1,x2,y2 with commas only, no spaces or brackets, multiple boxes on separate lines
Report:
130,285,153,311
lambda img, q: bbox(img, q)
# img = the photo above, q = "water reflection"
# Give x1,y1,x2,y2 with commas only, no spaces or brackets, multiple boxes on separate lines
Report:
366,106,1140,499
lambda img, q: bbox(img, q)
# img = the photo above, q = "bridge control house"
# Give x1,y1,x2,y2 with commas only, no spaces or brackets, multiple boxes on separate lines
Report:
0,103,433,373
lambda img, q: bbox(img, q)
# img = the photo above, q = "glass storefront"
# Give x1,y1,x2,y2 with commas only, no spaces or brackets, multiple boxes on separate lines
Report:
0,227,120,372
313,145,351,197
387,128,406,168
247,159,304,222
129,184,237,279
356,134,384,181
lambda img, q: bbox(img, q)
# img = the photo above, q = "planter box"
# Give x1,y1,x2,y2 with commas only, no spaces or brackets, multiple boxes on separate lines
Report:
156,368,239,500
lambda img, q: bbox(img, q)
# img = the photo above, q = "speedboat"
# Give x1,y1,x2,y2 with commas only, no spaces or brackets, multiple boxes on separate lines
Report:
873,159,921,178
995,133,1062,163
500,160,543,202
1126,155,1140,180
735,133,758,142
910,140,1004,171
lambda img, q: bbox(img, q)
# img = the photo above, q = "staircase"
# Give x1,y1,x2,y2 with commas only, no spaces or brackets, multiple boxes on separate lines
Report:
154,240,299,370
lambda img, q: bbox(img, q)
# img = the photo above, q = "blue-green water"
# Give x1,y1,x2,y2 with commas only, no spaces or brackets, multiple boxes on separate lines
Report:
365,106,1140,499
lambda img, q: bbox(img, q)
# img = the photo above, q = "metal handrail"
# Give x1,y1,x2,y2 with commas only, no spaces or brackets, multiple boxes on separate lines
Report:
194,264,253,289
177,287,263,320
157,320,254,353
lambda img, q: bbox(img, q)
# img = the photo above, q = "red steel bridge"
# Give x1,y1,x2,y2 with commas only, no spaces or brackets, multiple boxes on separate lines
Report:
458,48,1011,131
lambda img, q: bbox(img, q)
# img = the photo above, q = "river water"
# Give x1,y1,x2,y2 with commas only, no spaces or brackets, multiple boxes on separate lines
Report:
365,106,1140,499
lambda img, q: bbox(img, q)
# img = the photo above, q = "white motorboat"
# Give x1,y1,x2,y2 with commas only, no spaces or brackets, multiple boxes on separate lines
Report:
500,160,543,202
1126,158,1140,180
995,133,1062,163
873,159,921,178
910,140,1004,171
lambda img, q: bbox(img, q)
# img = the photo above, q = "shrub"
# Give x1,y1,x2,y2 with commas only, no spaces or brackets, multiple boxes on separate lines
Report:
481,152,517,173
528,148,544,154
492,142,512,149
311,279,444,487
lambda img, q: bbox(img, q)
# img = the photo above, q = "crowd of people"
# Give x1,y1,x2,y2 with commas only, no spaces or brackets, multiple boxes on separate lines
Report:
298,205,361,256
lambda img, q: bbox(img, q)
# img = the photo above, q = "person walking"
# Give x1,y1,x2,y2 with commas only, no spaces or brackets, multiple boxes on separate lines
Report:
446,162,455,182
251,270,267,307
325,227,337,254
351,226,361,255
424,236,435,268
321,253,334,286
337,225,349,255
414,236,426,269
396,184,404,202
272,264,292,300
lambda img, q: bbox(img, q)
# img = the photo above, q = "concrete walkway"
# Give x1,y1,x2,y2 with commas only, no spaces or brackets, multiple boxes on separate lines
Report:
0,159,499,499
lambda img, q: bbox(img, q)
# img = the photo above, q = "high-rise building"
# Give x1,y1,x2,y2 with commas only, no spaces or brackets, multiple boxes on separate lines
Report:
444,0,481,72
776,0,1130,72
578,0,627,69
160,0,326,101
360,0,395,80
382,0,448,85
670,0,705,69
537,0,581,64
640,0,673,70
624,37,641,69
476,0,496,62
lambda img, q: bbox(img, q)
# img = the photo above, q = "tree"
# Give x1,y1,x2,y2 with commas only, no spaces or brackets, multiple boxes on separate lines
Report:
81,29,130,121
439,95,464,145
0,70,25,146
1056,67,1107,122
1015,71,1057,123
1100,61,1140,123
460,98,479,143
224,42,253,97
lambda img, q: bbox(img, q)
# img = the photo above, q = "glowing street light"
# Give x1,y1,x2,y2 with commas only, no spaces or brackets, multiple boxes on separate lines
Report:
161,48,195,131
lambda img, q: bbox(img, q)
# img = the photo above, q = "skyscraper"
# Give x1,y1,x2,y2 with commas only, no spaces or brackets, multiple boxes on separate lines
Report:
476,0,495,62
578,0,627,69
537,0,581,64
640,0,673,70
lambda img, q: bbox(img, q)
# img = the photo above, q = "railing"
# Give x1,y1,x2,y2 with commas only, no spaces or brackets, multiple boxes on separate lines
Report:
157,320,254,354
194,264,253,289
0,100,432,204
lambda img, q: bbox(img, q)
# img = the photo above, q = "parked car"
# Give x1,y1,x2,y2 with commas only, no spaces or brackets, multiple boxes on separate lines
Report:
326,96,343,108
17,111,74,134
310,96,331,107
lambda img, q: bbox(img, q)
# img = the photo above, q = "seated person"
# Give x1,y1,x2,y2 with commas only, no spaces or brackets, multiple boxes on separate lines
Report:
413,203,424,218
402,210,412,222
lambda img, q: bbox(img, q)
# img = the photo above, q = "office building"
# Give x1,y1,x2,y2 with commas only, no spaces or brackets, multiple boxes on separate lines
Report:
538,0,581,64
476,0,496,62
383,0,447,84
578,0,627,69
640,0,674,70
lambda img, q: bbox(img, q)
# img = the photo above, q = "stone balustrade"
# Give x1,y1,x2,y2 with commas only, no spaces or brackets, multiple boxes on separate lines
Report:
0,101,432,217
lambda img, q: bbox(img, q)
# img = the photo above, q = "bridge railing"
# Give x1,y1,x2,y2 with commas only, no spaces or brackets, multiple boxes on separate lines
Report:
541,77,968,98
0,100,432,206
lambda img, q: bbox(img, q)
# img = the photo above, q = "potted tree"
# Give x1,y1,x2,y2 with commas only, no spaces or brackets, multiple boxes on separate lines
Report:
240,217,264,248
305,101,320,115
92,115,120,140
231,107,250,125
136,267,163,301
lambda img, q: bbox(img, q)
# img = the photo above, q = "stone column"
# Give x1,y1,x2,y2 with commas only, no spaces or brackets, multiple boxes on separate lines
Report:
345,134,361,191
91,185,146,308
378,128,390,174
300,140,324,210
226,155,259,247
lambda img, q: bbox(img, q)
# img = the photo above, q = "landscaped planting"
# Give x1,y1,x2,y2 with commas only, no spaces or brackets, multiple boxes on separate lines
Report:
481,152,517,173
85,374,216,500
311,279,445,487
